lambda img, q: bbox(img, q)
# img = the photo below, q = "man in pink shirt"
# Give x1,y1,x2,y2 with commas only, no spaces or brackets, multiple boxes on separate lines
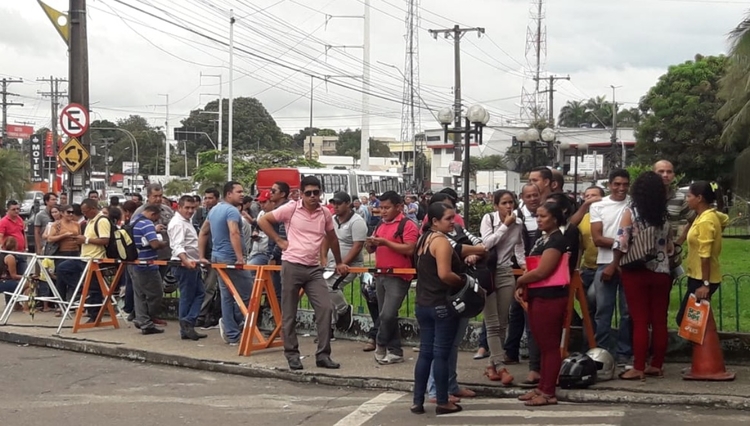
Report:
365,191,418,365
258,175,349,371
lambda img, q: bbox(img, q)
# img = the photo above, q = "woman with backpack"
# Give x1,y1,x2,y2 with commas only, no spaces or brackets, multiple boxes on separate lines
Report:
479,190,525,385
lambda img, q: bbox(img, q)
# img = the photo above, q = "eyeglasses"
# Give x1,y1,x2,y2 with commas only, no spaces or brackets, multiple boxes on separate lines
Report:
65,211,74,214
304,189,321,197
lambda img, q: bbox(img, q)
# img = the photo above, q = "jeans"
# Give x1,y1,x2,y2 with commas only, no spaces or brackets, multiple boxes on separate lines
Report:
173,266,206,327
528,295,568,396
504,298,525,360
593,264,632,359
123,268,134,314
366,294,380,341
621,268,672,371
580,268,598,348
675,277,720,327
214,257,253,343
478,321,489,351
413,304,460,406
375,276,410,356
57,260,100,318
0,279,19,304
427,316,469,398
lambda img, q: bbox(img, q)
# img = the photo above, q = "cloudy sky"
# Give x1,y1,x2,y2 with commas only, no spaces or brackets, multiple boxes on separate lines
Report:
1,0,747,140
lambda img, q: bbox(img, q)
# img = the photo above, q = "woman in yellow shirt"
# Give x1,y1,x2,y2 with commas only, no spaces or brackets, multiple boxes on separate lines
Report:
676,181,729,326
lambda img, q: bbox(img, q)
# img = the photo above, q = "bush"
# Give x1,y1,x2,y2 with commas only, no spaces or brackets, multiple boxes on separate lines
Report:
466,201,494,236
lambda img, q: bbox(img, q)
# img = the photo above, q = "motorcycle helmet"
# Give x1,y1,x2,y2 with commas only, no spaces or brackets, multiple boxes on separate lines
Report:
163,271,178,294
446,274,486,318
559,352,598,389
586,348,615,381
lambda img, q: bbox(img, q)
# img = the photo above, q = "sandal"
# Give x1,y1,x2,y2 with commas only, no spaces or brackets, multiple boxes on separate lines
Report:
524,393,557,407
618,370,645,381
645,367,664,378
518,389,540,401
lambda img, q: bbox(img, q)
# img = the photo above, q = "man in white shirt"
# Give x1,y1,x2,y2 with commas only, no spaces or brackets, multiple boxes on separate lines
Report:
168,195,207,341
590,168,632,365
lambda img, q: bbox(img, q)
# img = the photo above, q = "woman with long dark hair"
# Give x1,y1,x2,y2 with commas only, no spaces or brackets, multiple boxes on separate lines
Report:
479,189,524,385
514,200,571,406
612,171,673,380
675,181,728,327
411,203,485,416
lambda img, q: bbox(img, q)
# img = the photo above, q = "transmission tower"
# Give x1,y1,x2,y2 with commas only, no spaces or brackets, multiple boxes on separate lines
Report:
519,0,547,123
400,0,421,184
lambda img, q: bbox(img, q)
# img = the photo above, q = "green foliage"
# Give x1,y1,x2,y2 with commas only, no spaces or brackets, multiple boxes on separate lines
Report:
558,97,644,128
335,128,392,158
0,149,29,204
718,14,750,152
163,179,193,196
466,201,494,236
193,149,323,190
469,155,507,174
636,55,737,185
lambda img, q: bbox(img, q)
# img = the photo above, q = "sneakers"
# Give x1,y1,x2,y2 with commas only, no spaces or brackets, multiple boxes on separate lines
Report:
374,346,387,364
219,318,229,343
381,352,404,364
335,304,354,332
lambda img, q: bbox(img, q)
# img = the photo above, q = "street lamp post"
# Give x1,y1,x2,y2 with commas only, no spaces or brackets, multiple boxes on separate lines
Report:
437,104,489,227
559,141,588,196
91,127,139,193
514,127,557,172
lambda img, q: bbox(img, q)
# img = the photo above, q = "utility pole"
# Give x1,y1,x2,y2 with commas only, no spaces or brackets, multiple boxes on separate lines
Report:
228,9,235,180
68,0,90,201
159,93,171,176
308,75,314,159
360,0,371,171
1,78,24,146
536,75,569,126
428,24,485,188
101,137,114,189
610,84,623,168
38,76,67,186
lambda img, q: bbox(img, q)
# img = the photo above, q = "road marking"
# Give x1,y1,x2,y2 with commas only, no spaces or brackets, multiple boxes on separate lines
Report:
428,424,620,426
440,410,625,418
332,391,405,426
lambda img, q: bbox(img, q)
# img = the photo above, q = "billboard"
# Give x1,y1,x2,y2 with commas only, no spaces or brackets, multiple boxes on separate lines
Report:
122,161,140,175
6,124,34,139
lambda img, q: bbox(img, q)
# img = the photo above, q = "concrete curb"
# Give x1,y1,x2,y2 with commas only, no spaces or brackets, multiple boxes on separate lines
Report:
1,330,749,411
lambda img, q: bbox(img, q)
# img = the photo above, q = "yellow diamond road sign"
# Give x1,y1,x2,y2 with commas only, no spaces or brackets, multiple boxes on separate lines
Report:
59,138,90,173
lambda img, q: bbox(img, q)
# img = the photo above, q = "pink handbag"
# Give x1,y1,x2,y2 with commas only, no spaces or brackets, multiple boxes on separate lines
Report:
525,253,571,288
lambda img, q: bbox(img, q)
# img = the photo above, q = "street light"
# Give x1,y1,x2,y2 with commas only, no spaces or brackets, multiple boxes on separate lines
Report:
438,104,488,227
91,127,139,194
559,141,588,196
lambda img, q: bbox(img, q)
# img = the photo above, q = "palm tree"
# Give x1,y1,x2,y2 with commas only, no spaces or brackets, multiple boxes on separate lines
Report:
0,149,29,205
718,14,750,150
558,100,587,127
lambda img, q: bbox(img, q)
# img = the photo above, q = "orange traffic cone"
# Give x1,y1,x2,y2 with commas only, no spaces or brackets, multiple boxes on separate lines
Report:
682,309,735,381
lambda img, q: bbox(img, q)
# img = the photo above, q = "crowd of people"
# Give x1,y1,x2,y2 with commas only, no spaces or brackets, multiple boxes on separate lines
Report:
0,159,730,416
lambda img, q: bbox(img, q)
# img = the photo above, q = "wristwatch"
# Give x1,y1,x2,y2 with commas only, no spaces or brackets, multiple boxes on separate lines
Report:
703,280,710,287
84,237,90,245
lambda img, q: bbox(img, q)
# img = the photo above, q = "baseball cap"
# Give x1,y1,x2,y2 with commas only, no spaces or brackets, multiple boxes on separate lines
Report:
332,191,352,204
256,189,272,203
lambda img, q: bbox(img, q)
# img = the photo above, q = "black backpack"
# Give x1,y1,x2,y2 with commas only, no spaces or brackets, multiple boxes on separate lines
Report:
94,216,138,261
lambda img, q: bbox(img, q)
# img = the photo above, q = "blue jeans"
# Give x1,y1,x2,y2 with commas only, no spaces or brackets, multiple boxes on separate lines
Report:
0,279,19,303
427,316,469,398
213,257,253,343
593,265,632,359
173,266,205,327
121,268,134,314
57,260,100,318
478,320,489,351
413,304,460,406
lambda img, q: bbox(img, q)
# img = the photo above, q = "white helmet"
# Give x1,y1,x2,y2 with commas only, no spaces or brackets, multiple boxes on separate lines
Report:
586,348,615,381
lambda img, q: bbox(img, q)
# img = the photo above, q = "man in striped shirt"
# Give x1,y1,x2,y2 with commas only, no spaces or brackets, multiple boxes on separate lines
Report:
130,204,168,335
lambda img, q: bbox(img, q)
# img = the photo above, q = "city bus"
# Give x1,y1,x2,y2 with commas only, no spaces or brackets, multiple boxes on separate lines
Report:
255,167,404,200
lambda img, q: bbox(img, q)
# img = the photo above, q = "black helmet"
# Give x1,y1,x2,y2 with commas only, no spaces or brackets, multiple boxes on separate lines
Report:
559,352,598,389
163,271,178,294
446,274,486,318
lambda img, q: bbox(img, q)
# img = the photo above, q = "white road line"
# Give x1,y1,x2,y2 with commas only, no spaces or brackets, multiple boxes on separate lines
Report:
440,410,626,418
332,391,405,426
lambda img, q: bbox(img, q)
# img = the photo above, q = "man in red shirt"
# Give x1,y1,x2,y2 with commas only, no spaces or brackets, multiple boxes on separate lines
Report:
365,191,418,365
0,200,27,253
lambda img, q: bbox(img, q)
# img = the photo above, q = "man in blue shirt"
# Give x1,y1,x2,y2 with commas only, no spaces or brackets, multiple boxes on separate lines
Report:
130,204,168,335
198,181,253,345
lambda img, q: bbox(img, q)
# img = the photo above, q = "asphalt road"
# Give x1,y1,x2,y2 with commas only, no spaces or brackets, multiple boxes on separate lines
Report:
1,342,749,426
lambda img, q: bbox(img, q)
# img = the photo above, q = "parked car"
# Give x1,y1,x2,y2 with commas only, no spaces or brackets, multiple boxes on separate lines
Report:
20,191,43,218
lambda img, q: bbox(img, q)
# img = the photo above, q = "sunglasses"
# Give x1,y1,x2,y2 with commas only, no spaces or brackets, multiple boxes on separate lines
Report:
304,189,321,197
65,211,74,214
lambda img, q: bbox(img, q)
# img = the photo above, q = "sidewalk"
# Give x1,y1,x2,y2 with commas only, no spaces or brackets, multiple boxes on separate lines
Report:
1,313,749,410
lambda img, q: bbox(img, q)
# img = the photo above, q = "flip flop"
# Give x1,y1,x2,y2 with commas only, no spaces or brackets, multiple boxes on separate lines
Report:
518,378,540,388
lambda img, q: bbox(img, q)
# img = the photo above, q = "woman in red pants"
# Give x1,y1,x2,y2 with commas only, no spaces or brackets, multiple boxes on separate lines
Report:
612,171,673,380
514,200,572,406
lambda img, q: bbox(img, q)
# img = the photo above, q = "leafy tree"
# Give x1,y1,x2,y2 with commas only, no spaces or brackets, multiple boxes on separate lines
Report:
163,179,194,196
469,155,507,174
635,55,737,184
0,149,29,204
178,97,291,157
558,98,643,128
335,128,392,158
717,14,750,152
558,100,588,128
